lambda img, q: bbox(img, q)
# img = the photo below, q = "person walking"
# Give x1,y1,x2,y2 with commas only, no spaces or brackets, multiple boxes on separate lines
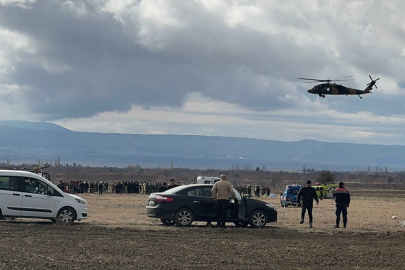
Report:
211,174,238,229
333,182,350,228
297,180,319,228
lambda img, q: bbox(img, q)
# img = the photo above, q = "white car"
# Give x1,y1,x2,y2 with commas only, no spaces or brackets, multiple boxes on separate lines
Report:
0,170,88,224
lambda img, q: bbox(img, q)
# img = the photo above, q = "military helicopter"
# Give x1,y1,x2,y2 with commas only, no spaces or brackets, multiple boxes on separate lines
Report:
299,75,380,99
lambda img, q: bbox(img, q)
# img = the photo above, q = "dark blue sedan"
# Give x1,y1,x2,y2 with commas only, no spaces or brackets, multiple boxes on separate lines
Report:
146,184,277,228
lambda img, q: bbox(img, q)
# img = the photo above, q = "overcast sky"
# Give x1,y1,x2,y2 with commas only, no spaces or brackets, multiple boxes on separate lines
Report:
1,0,405,145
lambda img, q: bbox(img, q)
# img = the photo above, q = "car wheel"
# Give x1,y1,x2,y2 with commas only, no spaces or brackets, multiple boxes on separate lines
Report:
249,210,267,228
160,218,175,226
174,208,193,227
56,207,76,225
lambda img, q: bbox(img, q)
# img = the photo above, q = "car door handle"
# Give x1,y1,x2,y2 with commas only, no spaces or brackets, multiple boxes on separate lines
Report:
24,195,32,197
193,201,200,204
12,193,20,196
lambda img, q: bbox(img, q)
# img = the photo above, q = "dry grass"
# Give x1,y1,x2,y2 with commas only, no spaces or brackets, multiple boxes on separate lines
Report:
78,191,405,232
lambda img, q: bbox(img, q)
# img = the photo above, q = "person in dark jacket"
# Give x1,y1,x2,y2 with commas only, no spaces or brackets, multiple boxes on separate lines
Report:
297,180,319,228
332,182,350,228
158,183,168,192
167,179,178,190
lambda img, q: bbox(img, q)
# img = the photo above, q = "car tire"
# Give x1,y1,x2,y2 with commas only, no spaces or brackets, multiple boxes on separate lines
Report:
249,210,267,228
56,207,76,225
174,208,193,227
160,218,174,226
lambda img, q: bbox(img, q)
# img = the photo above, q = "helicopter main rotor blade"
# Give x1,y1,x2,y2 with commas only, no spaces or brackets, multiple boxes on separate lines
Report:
298,78,323,81
369,75,373,80
332,76,353,80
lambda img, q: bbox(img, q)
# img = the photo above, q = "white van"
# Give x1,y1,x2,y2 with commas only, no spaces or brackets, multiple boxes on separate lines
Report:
196,176,220,184
0,170,88,224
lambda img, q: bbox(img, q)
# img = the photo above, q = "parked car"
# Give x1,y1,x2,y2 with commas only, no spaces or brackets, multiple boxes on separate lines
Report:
0,170,88,224
280,185,302,207
146,184,277,228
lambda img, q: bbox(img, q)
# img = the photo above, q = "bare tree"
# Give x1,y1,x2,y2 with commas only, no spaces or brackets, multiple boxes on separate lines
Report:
317,170,335,183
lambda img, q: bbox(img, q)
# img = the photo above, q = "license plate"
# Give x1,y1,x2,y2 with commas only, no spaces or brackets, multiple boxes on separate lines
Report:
148,201,155,206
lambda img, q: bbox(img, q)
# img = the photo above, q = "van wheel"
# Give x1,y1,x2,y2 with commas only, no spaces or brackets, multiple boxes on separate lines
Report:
249,210,267,228
56,207,76,225
174,208,193,227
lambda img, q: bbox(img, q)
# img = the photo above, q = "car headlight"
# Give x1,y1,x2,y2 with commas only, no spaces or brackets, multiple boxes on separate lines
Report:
75,198,87,204
266,203,276,210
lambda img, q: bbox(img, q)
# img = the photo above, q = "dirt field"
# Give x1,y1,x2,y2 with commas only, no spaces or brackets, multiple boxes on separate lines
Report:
1,191,405,269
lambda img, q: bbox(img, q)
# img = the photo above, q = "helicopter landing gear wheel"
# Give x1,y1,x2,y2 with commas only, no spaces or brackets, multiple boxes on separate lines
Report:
322,95,325,98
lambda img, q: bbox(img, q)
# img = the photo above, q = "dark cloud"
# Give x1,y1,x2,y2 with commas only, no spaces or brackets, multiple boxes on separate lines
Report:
0,0,404,120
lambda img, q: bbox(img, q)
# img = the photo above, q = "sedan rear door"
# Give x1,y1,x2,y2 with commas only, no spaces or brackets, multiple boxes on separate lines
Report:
185,187,217,220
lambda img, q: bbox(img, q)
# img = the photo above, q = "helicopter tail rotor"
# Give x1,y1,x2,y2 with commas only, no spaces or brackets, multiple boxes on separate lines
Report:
367,75,380,89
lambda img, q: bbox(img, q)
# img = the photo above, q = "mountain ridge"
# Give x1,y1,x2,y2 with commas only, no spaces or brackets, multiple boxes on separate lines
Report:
0,121,403,170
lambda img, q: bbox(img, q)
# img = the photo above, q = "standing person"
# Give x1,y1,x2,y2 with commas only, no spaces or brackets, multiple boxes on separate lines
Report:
254,185,260,198
98,181,104,196
211,174,238,229
158,183,168,192
333,182,350,228
167,179,178,190
297,180,319,228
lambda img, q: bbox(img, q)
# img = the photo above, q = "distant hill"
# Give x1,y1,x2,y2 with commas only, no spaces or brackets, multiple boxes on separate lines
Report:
0,121,404,171
0,121,68,131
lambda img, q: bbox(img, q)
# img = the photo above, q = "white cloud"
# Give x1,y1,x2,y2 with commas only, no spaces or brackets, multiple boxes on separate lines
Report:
62,1,88,17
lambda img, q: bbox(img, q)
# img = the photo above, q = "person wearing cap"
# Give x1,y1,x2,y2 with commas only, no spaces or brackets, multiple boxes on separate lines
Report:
212,174,238,229
167,179,178,190
297,180,319,228
332,182,350,228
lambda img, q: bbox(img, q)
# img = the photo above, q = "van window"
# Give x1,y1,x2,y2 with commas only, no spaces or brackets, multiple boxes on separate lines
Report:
0,176,19,191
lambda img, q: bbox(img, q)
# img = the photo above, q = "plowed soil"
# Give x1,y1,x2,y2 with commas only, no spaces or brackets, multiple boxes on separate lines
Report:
1,192,405,270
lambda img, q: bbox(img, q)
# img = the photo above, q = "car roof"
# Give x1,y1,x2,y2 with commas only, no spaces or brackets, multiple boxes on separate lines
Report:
161,184,214,194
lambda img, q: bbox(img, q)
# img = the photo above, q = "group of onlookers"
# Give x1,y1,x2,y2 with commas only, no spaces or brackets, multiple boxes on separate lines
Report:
56,179,182,195
234,184,272,197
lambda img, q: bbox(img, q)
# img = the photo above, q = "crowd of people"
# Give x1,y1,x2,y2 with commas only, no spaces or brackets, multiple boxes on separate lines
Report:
234,184,272,197
56,179,182,195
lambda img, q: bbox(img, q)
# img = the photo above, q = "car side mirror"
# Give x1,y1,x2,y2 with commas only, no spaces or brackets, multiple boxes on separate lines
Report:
46,190,53,196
